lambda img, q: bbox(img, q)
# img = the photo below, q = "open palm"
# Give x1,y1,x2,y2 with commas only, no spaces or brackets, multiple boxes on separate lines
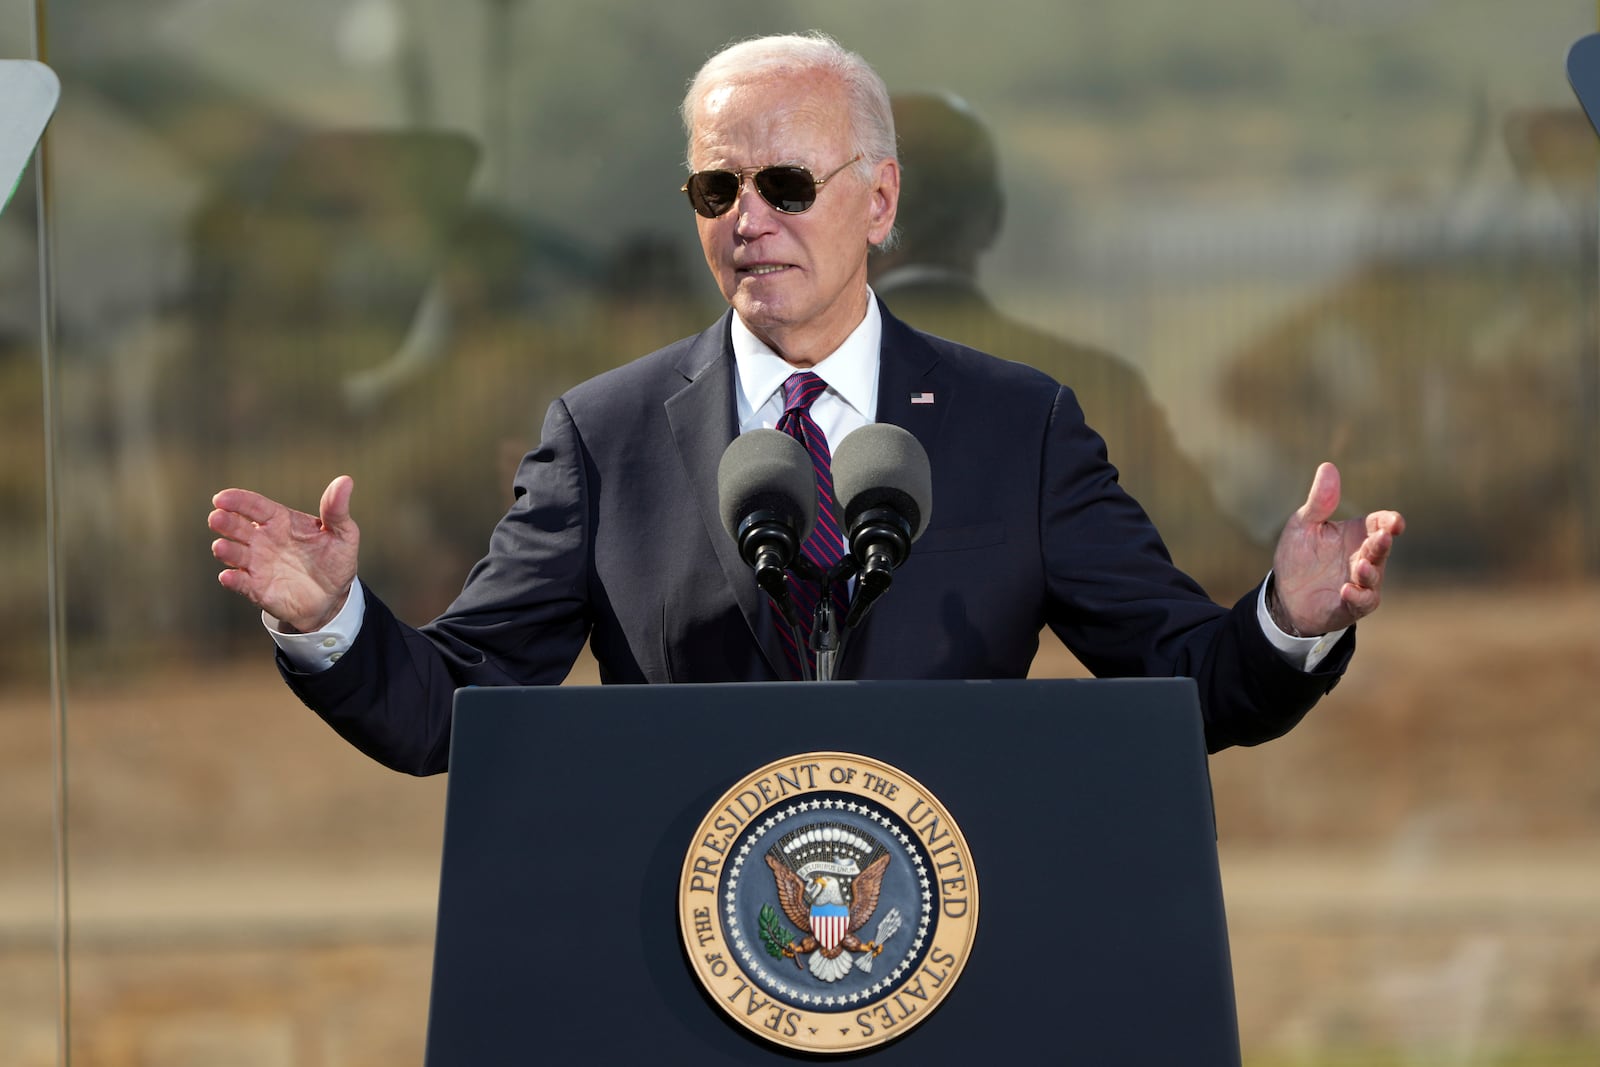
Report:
209,475,361,633
1271,463,1405,637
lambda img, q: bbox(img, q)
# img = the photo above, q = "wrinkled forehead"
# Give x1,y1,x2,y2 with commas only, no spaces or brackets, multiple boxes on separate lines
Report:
688,71,853,169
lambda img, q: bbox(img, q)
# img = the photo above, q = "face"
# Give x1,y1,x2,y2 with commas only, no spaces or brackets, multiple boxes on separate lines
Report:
688,70,898,366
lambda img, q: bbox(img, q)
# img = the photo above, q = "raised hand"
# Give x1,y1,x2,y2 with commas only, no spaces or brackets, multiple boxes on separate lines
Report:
1269,462,1405,637
209,475,361,633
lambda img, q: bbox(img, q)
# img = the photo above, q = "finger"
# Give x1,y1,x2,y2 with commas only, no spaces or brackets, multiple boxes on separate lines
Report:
1341,580,1381,619
207,507,260,544
1366,509,1406,538
319,475,355,532
1349,554,1383,591
211,536,250,569
1297,461,1342,526
1352,524,1394,570
217,565,262,602
212,488,283,526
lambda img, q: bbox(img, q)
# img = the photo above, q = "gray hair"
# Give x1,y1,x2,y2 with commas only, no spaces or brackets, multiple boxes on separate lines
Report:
680,32,898,176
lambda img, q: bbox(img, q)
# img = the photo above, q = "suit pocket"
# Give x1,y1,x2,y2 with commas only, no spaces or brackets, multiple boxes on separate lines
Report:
912,521,1006,554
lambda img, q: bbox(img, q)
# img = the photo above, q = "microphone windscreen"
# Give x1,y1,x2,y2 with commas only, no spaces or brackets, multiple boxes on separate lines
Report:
717,429,818,542
832,424,932,542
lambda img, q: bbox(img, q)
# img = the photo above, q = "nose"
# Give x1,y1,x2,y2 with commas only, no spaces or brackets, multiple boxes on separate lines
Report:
735,202,776,238
732,176,779,236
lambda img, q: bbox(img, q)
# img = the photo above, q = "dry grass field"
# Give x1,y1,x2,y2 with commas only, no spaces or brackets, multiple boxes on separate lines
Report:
0,581,1596,1065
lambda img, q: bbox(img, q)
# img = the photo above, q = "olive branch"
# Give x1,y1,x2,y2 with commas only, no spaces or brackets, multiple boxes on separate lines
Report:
758,903,793,959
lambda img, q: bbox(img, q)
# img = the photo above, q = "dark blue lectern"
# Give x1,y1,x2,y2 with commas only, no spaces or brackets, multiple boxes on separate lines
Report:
425,679,1241,1064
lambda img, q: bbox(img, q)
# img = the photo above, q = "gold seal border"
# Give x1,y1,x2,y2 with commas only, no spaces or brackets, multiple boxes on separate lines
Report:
678,751,979,1054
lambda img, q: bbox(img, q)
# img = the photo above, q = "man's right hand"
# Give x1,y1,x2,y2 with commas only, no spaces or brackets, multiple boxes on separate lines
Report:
209,475,361,633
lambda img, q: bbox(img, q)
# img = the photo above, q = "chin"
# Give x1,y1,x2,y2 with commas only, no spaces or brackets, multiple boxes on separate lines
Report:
733,294,791,331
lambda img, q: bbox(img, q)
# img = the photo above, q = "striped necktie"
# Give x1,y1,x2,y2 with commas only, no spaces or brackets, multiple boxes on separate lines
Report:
774,371,848,672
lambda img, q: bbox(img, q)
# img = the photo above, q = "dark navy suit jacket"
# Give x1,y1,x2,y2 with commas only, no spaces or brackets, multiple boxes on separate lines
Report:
282,303,1351,774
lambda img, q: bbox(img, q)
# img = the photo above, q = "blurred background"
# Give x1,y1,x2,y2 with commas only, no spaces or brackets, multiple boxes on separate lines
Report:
3,1,1597,1063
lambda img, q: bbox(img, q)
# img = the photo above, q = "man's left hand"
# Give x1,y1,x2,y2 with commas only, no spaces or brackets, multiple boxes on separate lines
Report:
1270,462,1405,637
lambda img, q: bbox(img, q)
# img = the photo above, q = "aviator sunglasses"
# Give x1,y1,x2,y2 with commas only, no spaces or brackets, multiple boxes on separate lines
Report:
681,155,862,219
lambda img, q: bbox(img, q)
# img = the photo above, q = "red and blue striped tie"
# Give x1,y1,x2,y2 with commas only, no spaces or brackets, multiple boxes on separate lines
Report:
775,372,847,673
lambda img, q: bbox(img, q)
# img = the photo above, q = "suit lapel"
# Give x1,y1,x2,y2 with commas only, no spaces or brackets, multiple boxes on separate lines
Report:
664,313,792,679
875,301,949,467
842,304,950,678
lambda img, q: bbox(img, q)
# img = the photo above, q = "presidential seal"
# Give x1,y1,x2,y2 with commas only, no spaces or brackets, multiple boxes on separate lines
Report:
679,752,978,1054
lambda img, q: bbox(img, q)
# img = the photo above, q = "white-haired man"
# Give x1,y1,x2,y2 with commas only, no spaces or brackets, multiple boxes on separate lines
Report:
209,33,1403,774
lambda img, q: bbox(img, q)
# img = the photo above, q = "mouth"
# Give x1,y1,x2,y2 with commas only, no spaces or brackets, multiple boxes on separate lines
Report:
737,263,792,278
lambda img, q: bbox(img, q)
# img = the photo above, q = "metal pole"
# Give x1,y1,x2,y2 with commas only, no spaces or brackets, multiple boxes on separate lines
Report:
30,1,70,1062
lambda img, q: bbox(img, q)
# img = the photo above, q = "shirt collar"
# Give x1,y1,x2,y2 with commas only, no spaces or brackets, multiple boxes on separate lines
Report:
731,292,882,422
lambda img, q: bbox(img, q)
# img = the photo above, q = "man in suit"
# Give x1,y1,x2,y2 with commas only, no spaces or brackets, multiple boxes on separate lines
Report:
208,33,1404,776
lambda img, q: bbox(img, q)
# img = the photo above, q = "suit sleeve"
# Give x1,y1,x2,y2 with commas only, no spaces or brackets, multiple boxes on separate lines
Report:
1037,386,1350,751
277,398,595,775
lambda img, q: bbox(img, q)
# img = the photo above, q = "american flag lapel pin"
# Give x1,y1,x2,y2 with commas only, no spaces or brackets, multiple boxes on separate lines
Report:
910,391,935,405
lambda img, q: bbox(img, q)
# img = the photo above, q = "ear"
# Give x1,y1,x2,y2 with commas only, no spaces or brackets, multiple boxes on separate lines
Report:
865,157,900,247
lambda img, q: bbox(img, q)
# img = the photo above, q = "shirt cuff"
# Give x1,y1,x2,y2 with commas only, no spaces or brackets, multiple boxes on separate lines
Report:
1256,576,1347,672
264,577,365,673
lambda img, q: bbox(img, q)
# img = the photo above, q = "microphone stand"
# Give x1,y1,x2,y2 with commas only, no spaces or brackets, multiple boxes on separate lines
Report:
790,557,870,682
789,557,859,682
816,559,858,682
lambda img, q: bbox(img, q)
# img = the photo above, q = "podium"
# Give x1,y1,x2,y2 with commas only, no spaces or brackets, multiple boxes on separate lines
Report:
425,679,1241,1064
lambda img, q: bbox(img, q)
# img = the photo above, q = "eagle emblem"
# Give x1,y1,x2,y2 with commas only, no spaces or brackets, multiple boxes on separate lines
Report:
762,822,901,982
680,753,978,1053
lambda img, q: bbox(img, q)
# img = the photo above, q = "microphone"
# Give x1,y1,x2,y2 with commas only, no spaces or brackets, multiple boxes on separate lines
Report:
717,429,818,626
831,424,932,627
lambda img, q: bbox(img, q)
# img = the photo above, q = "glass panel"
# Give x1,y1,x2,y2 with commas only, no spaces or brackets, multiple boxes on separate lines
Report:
2,7,64,1066
30,1,1600,1062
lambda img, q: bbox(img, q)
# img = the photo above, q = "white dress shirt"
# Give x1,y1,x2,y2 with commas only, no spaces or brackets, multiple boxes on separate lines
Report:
731,295,881,452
